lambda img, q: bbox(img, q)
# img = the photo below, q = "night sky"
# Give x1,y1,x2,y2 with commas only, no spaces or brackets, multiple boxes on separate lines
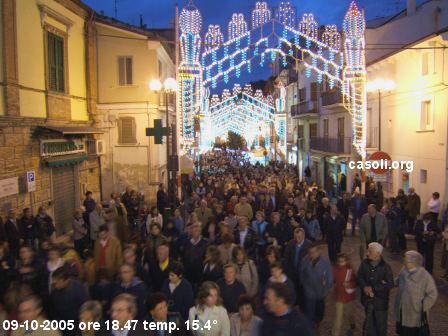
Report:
83,0,414,29
83,0,421,88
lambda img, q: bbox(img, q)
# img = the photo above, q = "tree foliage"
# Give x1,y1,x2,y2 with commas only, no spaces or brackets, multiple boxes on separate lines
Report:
226,131,246,150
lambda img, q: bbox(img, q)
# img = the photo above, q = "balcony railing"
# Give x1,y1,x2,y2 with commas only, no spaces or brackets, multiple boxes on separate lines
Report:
321,91,343,107
310,137,352,154
290,101,318,116
40,139,85,157
366,127,378,148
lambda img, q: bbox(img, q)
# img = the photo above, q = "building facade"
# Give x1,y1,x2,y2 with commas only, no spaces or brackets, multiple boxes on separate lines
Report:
0,0,102,232
366,0,448,210
283,0,448,210
94,17,175,202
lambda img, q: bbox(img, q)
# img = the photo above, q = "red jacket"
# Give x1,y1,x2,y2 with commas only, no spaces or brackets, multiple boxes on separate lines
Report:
333,265,357,302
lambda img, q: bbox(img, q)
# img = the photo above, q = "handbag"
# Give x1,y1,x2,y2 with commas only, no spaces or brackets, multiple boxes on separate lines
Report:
396,308,431,335
344,269,356,294
418,311,430,336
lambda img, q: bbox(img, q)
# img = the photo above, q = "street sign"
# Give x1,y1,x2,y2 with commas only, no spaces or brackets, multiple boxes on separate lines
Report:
0,177,19,198
368,151,392,175
372,173,387,182
27,171,36,192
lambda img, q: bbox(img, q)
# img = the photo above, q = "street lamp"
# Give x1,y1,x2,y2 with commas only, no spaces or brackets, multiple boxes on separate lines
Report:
149,77,178,208
366,78,395,151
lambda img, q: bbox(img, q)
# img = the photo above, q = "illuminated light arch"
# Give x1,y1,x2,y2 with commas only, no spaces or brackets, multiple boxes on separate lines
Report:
299,13,318,41
251,1,271,29
322,25,342,51
228,13,248,40
276,2,296,28
204,25,224,52
178,0,367,159
205,84,276,149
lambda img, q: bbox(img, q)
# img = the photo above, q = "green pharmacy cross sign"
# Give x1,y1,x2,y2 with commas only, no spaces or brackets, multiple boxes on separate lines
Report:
146,119,168,144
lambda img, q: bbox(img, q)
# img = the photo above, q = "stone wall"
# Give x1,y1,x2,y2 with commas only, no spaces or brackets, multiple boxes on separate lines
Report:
0,125,50,217
0,120,101,219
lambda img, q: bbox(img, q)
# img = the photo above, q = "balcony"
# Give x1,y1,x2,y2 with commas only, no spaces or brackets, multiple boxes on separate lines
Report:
321,90,343,108
290,100,318,117
366,127,379,149
310,137,352,155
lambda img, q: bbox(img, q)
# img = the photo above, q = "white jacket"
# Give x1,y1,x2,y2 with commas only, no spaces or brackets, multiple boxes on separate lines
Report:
188,305,230,336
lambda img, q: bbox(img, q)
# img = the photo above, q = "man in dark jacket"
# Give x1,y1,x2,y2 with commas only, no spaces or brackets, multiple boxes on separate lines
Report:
217,264,246,313
283,227,310,311
4,209,23,257
145,292,189,336
50,265,89,335
336,193,351,231
264,212,292,247
357,242,394,336
262,282,315,336
234,216,257,258
350,189,367,236
386,198,403,253
414,213,440,274
316,197,331,239
406,187,421,232
325,205,346,263
157,183,170,216
181,224,207,290
112,263,148,320
98,293,146,335
149,242,173,291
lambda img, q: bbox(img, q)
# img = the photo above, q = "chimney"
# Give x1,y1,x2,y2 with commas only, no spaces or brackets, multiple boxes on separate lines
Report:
407,0,416,16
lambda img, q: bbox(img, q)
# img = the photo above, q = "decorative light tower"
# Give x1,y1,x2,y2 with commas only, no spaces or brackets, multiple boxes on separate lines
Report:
342,1,367,160
178,0,203,147
274,82,287,161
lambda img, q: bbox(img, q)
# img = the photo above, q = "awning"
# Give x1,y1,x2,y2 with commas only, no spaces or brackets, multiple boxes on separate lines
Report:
40,126,104,135
43,153,88,167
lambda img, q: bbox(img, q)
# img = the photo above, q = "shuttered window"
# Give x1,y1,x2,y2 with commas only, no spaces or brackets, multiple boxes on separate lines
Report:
118,117,136,144
323,119,329,137
309,123,317,137
47,32,65,92
310,82,318,101
118,56,133,85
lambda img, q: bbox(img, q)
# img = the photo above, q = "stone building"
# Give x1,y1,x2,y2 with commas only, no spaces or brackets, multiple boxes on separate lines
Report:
0,0,102,233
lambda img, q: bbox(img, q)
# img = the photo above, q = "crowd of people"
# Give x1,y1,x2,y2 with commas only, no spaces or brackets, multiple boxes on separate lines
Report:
0,149,447,336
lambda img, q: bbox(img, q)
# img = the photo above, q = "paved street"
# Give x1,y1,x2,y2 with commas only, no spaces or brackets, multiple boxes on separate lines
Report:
318,233,448,336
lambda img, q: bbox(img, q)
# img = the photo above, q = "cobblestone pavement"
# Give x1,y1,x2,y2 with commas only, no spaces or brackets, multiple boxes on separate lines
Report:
317,234,448,336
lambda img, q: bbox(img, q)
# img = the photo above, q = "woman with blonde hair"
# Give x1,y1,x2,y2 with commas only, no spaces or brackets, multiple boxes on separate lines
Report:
188,281,230,336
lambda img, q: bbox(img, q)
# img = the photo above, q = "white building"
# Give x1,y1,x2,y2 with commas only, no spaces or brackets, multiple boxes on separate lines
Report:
366,0,448,210
282,0,448,211
94,16,176,202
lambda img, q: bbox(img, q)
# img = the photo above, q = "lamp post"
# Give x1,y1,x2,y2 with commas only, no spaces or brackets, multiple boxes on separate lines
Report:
149,77,178,208
366,78,395,151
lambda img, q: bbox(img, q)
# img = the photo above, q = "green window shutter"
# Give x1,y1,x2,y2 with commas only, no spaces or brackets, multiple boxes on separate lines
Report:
47,32,65,92
48,33,57,91
56,37,64,92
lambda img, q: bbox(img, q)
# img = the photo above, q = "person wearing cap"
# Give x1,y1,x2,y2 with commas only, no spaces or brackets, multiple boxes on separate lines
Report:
395,251,438,335
357,242,394,336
